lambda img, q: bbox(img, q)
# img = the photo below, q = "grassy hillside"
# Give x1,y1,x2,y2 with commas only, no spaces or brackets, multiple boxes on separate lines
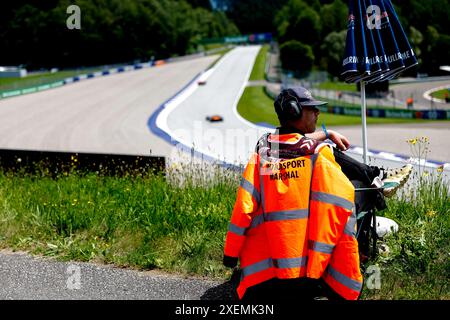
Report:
0,161,448,299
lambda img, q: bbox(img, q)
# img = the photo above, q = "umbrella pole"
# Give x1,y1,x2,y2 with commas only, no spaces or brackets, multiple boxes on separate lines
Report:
361,81,368,164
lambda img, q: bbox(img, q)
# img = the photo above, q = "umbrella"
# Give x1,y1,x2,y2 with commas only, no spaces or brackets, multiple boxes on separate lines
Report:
341,0,359,78
365,0,404,83
341,0,417,163
381,0,418,78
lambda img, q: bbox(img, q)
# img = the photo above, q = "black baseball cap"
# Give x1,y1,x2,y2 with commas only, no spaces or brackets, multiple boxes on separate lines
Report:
277,87,328,107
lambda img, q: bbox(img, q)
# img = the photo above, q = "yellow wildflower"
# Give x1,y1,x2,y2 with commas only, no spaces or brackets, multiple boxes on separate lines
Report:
426,210,436,217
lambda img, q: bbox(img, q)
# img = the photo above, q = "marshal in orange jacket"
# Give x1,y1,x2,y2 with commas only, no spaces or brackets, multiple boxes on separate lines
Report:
223,133,362,300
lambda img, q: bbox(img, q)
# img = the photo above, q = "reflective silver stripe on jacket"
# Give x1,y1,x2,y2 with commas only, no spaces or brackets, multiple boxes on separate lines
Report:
308,240,334,254
249,209,308,230
241,256,308,278
265,209,309,222
326,265,362,292
258,153,267,215
273,257,308,269
228,223,246,236
310,153,318,177
240,177,260,205
241,258,273,277
249,214,265,229
311,191,353,211
344,211,357,237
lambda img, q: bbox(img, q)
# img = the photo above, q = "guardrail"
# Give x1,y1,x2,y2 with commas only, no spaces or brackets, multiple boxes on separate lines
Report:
318,104,450,120
0,47,231,101
0,61,160,100
390,75,450,85
264,85,450,120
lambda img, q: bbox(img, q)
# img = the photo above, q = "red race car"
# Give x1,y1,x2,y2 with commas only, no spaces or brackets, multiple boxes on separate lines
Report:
206,115,223,122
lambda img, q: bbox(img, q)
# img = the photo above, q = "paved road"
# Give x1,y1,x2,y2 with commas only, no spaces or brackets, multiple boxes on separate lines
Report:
157,46,449,169
262,82,410,109
164,45,268,164
390,80,450,110
0,251,233,300
333,122,450,163
0,56,217,157
0,56,246,301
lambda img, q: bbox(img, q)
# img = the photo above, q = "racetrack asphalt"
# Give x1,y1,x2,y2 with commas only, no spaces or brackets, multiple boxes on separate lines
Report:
332,121,450,163
0,55,233,300
0,55,217,157
0,250,233,300
0,47,448,300
163,45,270,165
158,46,449,166
391,80,450,109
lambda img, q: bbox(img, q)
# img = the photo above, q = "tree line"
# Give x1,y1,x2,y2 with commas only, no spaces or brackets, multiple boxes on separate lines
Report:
1,0,238,70
2,0,448,77
220,0,450,77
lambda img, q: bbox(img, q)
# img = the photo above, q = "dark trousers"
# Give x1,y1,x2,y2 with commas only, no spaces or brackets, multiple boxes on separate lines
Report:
334,148,387,210
333,149,381,185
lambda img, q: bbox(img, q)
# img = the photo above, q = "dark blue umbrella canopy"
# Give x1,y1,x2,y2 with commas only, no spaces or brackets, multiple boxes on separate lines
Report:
341,0,358,78
341,0,418,83
340,0,418,164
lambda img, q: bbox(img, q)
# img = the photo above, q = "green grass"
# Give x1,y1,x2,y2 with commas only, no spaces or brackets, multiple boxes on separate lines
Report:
0,158,448,299
430,88,450,100
362,172,449,299
205,48,234,70
0,165,240,279
207,48,232,57
237,86,278,126
315,81,358,92
237,86,433,126
0,69,106,92
249,44,269,81
202,43,229,51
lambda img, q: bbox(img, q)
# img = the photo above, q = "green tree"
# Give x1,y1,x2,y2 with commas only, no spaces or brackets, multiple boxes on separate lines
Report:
186,0,212,9
220,0,288,34
395,0,450,35
409,26,424,66
320,0,347,36
320,30,347,77
0,0,239,69
434,34,450,71
279,40,314,74
420,26,439,73
275,0,321,47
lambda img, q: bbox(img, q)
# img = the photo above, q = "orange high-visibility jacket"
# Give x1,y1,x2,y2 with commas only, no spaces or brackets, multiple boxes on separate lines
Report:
224,133,362,300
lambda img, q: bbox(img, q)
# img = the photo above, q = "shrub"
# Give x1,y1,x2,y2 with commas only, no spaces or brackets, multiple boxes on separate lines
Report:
279,40,314,74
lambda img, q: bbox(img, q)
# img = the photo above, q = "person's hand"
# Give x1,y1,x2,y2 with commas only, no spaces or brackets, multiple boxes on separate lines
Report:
328,130,350,151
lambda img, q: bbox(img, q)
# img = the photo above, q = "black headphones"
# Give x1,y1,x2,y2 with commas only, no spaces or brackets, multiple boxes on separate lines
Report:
274,89,303,120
